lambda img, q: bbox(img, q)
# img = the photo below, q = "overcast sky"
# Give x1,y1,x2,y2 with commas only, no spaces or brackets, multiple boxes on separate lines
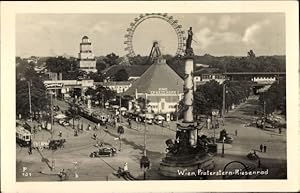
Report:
16,13,285,57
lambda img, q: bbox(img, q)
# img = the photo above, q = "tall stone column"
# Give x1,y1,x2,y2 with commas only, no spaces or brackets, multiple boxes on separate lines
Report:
183,57,197,147
183,58,194,123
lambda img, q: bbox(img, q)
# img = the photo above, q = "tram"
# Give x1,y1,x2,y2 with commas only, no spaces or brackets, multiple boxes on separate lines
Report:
16,125,32,147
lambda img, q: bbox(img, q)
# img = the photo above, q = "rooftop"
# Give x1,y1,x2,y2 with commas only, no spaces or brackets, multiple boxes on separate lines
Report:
102,65,150,78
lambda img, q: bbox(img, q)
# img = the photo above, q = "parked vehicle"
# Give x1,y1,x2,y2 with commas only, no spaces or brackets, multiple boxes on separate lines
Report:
58,119,70,126
154,115,165,125
256,118,274,129
90,146,117,157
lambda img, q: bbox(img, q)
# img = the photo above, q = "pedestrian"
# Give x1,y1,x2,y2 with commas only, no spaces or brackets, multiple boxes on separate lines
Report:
207,117,211,130
28,139,32,155
93,125,97,131
279,128,282,134
123,162,128,173
235,129,238,136
104,126,108,132
263,145,267,153
260,144,263,152
253,150,257,159
59,130,62,137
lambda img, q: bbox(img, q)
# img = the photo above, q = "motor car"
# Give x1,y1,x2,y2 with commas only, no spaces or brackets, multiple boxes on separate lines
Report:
58,119,70,126
58,119,64,125
256,118,274,128
90,147,117,157
62,121,70,126
145,118,153,124
154,119,163,125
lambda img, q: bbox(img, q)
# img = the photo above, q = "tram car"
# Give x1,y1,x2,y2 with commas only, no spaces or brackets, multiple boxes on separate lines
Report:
79,107,108,125
16,125,31,147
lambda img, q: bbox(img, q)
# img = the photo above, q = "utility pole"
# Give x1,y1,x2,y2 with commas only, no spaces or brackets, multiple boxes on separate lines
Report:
144,122,147,156
221,137,225,157
263,101,266,129
102,93,104,108
28,81,32,120
119,96,122,122
50,92,54,171
222,83,226,118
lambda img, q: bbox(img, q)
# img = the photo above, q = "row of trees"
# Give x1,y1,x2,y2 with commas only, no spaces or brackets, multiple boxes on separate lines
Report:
16,58,49,118
192,80,252,116
166,54,286,78
84,87,135,108
259,78,286,115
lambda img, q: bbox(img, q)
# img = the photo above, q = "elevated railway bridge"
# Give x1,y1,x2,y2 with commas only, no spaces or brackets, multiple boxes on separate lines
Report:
224,71,286,94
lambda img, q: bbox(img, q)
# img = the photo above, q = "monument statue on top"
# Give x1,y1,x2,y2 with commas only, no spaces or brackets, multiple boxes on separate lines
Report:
185,27,194,56
159,26,215,179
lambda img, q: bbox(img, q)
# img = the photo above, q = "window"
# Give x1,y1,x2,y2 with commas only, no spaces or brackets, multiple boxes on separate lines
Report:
161,102,165,110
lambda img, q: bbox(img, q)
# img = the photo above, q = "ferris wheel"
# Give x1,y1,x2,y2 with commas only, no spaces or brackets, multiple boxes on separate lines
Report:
124,13,186,57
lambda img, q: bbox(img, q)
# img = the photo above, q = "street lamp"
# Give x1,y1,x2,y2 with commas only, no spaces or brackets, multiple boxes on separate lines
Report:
143,122,147,156
221,136,225,157
117,126,124,151
140,154,150,180
28,81,32,121
263,101,266,130
48,91,55,171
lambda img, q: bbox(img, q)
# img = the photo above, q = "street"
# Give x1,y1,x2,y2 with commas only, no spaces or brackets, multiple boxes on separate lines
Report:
16,95,286,181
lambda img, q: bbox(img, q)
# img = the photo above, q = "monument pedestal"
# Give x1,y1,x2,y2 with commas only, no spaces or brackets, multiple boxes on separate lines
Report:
159,47,215,178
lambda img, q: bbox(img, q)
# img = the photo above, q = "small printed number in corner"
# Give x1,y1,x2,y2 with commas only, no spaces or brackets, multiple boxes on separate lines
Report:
22,166,32,177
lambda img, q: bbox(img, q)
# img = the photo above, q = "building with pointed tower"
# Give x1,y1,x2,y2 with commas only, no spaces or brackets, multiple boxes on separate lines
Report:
78,36,97,73
125,42,184,115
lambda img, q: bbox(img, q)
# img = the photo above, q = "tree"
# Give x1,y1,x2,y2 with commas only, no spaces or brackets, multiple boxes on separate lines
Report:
247,50,256,58
114,69,129,81
85,87,96,97
197,80,223,113
16,78,48,118
67,99,81,130
16,58,37,80
88,72,104,82
16,57,48,118
259,78,286,115
94,85,117,106
103,53,119,66
128,55,150,66
121,95,134,108
46,56,72,73
96,59,107,72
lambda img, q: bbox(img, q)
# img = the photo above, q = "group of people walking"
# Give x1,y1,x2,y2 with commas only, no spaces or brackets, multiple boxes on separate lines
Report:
260,144,267,153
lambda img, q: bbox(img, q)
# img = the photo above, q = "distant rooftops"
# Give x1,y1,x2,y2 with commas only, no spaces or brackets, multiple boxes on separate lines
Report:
95,81,132,86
